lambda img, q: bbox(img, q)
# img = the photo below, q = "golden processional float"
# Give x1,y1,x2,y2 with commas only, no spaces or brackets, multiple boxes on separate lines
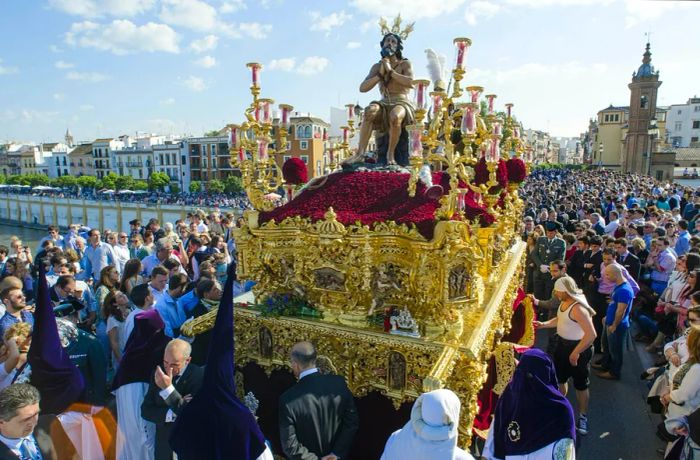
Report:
183,16,536,456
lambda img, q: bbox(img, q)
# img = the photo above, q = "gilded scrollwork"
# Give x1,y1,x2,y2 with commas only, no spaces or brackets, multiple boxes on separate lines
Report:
205,193,526,448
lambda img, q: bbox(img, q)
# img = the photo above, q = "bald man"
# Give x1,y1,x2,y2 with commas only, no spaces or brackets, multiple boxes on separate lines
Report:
141,339,204,460
279,341,359,460
594,264,635,380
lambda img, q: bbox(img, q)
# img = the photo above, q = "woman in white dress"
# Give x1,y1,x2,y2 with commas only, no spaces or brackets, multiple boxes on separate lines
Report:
484,349,576,460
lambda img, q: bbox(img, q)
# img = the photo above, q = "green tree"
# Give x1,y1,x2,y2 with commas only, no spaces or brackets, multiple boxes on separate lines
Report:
23,173,50,187
7,175,22,185
114,175,135,191
148,172,170,191
99,172,118,190
204,129,221,137
170,183,180,194
207,179,225,193
133,180,148,191
189,181,201,193
224,175,243,194
52,176,78,188
0,174,6,185
77,175,99,189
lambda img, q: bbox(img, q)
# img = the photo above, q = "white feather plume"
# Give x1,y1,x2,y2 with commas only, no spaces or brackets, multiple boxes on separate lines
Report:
425,48,447,89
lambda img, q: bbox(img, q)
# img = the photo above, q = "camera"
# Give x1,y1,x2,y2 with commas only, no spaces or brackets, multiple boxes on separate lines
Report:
53,296,86,318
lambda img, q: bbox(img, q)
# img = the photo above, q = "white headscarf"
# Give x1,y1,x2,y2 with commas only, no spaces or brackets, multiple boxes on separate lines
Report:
553,276,596,316
381,389,474,460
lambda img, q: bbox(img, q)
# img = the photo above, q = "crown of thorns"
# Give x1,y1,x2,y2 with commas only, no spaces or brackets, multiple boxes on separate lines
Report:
378,15,414,41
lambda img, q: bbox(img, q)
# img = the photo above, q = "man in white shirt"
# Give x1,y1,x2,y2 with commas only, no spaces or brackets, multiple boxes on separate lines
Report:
604,210,620,236
148,266,169,307
113,232,131,274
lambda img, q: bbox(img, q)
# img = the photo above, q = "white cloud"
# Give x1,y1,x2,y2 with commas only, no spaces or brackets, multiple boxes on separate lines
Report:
193,55,217,68
65,20,180,55
309,10,352,33
465,1,501,26
268,58,297,72
160,98,176,105
19,109,60,123
0,58,18,75
66,71,109,82
346,41,361,49
160,0,219,31
351,0,466,20
622,0,690,29
159,0,271,39
268,56,329,75
189,35,218,53
296,57,329,75
53,93,66,101
470,60,607,84
238,22,272,39
49,45,63,53
48,0,156,18
183,76,206,91
54,60,75,69
220,0,246,13
80,104,94,111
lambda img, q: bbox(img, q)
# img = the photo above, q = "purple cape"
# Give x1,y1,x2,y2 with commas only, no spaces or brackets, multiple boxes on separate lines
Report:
111,308,169,391
492,349,576,457
170,263,266,460
28,265,85,414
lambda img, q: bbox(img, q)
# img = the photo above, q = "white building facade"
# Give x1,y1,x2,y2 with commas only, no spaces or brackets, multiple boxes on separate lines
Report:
154,142,189,191
667,97,700,148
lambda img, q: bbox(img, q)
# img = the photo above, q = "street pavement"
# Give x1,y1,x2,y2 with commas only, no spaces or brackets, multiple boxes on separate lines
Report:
536,331,666,460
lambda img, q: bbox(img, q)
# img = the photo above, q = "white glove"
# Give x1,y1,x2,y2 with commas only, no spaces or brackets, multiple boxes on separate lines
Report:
540,265,550,273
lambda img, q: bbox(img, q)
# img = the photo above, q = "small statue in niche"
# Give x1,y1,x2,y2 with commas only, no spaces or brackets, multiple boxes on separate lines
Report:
258,326,273,359
388,351,406,390
389,307,420,338
448,264,470,300
368,263,401,316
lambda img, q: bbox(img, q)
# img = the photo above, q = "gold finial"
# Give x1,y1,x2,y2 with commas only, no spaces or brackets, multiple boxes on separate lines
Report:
378,15,415,41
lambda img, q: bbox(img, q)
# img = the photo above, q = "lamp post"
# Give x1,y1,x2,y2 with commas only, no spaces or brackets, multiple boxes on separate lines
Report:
646,118,659,177
598,142,604,168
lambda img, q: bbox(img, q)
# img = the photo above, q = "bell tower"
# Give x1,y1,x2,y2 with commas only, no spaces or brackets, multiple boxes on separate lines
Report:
65,127,74,148
623,42,662,175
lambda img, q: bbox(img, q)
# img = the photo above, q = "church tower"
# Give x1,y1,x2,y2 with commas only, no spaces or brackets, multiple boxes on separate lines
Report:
65,128,74,148
623,42,662,175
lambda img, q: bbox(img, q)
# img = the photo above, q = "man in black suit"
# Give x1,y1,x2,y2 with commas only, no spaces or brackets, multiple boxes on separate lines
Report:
614,238,641,282
141,339,204,460
0,384,56,460
188,279,222,365
279,341,359,460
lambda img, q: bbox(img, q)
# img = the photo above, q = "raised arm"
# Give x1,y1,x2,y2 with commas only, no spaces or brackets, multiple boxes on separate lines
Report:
359,63,382,93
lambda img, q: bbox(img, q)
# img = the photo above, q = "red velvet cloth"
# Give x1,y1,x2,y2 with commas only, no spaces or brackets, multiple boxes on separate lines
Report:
474,288,532,437
259,171,494,240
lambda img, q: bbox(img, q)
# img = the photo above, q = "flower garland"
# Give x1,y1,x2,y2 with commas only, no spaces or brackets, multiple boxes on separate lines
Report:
259,171,494,240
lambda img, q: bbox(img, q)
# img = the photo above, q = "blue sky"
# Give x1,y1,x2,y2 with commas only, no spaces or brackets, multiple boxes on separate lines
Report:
0,0,698,143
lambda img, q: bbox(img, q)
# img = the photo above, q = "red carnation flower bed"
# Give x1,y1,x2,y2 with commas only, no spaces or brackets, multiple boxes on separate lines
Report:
506,158,527,183
259,171,494,240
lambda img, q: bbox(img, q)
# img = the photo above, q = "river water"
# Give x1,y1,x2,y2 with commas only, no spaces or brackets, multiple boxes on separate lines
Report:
0,223,46,249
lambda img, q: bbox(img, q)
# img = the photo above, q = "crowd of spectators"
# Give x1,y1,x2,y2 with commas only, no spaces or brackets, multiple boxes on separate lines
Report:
522,167,700,458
